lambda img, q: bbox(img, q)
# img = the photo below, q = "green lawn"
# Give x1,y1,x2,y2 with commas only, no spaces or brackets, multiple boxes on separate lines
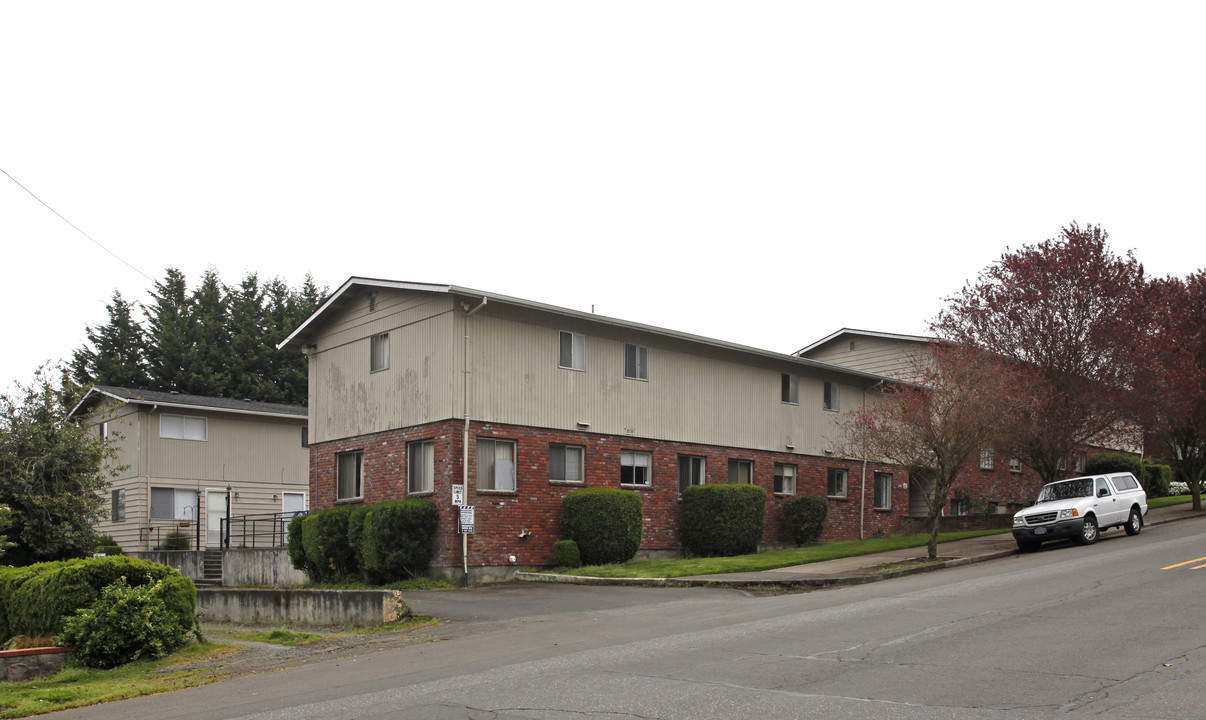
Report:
548,529,1009,579
1149,494,1194,509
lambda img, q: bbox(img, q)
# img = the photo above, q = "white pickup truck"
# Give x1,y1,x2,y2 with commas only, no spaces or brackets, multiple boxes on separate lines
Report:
1012,472,1147,551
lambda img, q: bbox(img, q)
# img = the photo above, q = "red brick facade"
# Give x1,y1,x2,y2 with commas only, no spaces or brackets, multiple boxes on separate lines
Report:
310,420,929,572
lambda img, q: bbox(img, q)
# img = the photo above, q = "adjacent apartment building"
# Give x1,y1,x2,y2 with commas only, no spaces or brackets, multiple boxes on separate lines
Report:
280,279,912,581
69,386,310,551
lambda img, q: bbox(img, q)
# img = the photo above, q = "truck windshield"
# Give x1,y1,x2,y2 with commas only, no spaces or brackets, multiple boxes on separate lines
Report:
1036,478,1093,502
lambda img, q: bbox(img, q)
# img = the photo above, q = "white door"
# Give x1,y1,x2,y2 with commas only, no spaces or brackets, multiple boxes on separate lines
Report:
206,489,227,546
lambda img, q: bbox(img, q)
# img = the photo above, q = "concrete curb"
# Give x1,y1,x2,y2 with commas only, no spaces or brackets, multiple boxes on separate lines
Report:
516,507,1205,590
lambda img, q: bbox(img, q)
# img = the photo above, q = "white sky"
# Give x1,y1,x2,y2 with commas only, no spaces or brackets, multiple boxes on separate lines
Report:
3,2,1204,394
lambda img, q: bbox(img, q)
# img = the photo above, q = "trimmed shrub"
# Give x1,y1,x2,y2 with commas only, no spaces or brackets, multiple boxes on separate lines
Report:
560,488,643,566
359,499,439,583
286,514,314,577
2,556,196,643
158,532,191,551
781,495,828,546
300,506,359,582
553,539,581,568
1142,460,1173,498
57,578,189,668
1084,452,1148,488
680,484,767,557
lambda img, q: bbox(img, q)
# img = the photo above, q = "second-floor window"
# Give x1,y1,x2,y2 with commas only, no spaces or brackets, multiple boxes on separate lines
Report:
625,343,649,380
559,331,586,371
980,446,995,470
370,332,390,372
823,381,840,411
781,374,798,404
160,414,207,441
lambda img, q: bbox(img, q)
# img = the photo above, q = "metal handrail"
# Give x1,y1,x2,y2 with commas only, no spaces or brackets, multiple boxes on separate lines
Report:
220,510,308,549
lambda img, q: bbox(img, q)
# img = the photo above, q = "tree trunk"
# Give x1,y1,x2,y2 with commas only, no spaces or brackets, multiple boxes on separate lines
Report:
926,511,941,560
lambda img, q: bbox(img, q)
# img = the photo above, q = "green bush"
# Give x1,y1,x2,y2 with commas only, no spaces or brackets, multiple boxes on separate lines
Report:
560,488,643,566
553,539,581,568
1,556,196,643
56,578,189,668
300,506,359,582
1141,460,1173,497
286,514,314,577
157,532,191,551
680,484,767,557
94,534,122,556
781,495,828,546
1084,452,1149,490
359,499,439,583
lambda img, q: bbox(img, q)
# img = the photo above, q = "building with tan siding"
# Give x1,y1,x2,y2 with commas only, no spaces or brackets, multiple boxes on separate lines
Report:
69,386,309,552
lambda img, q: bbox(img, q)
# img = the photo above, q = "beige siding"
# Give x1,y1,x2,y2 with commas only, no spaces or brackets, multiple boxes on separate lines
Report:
804,335,931,381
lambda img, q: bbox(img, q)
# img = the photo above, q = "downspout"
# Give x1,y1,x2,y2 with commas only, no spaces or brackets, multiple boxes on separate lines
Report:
461,297,487,585
860,387,867,540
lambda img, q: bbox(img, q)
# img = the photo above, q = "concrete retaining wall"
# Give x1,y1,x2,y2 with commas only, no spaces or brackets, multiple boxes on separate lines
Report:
1,647,72,682
197,588,407,626
221,548,309,587
131,550,202,579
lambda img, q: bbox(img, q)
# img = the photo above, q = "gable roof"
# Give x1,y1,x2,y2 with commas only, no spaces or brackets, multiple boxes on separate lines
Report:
278,277,893,383
794,328,935,357
68,385,307,421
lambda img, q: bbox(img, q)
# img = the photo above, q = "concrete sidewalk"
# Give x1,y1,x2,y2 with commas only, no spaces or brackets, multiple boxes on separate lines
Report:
516,502,1206,591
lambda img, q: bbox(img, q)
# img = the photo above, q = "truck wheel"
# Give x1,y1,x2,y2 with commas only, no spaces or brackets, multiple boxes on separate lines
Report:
1077,516,1099,545
1124,508,1142,536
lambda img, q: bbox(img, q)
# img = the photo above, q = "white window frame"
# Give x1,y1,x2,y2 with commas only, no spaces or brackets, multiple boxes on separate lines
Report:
337,450,364,500
625,343,649,380
282,491,308,516
621,450,652,487
160,414,207,441
477,438,517,492
980,446,995,470
678,455,705,494
370,332,390,372
150,487,197,520
827,468,848,498
781,373,798,404
99,421,109,439
409,440,434,494
823,381,840,411
1009,457,1022,473
550,443,584,483
728,459,753,484
873,472,892,509
559,331,586,371
773,463,796,494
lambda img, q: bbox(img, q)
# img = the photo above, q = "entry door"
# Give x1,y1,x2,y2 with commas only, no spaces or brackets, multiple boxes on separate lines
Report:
206,489,227,546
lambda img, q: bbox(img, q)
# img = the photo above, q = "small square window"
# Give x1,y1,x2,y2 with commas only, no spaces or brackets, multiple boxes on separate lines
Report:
550,444,583,482
678,455,705,494
478,438,516,491
559,331,586,371
621,450,652,486
823,381,840,411
781,374,798,404
980,446,995,470
773,463,796,494
370,332,390,372
409,440,434,493
874,472,892,509
625,343,649,380
728,459,753,484
1009,457,1022,473
827,468,848,498
337,451,364,500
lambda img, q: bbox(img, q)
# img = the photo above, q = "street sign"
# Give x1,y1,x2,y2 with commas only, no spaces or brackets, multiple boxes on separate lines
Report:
452,483,464,507
458,505,475,535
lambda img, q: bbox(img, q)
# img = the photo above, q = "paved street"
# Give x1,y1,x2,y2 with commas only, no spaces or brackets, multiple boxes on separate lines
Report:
51,514,1206,719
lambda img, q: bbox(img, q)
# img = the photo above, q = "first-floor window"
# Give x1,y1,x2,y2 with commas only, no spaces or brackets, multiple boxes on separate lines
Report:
827,468,848,498
111,488,126,522
150,487,197,520
550,444,583,482
678,455,705,494
950,497,968,516
728,459,752,484
621,450,652,486
409,441,434,493
478,439,516,491
773,463,796,494
1076,452,1087,474
873,472,892,509
337,451,364,499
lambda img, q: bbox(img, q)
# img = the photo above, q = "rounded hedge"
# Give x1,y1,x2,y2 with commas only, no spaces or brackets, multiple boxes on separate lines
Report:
300,506,359,582
680,484,767,557
560,488,643,566
57,577,189,668
552,539,581,568
781,495,828,546
359,499,439,583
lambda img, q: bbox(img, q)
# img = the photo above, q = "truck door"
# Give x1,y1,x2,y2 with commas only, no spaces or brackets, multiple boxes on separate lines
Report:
1094,477,1121,527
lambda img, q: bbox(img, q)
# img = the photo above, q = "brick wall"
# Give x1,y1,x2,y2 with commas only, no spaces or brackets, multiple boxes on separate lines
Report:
310,420,908,570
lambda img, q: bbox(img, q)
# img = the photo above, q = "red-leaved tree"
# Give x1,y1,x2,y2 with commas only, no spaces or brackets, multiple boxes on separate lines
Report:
932,223,1147,483
841,345,1031,559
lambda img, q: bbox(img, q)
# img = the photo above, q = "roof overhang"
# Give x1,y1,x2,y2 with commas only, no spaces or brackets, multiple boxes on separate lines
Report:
795,328,937,357
68,386,307,421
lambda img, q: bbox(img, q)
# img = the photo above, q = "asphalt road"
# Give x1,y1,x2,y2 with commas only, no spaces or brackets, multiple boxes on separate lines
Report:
53,518,1206,719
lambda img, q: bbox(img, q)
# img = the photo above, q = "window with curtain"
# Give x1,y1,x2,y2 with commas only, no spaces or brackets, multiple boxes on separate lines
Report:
621,450,651,486
408,441,434,493
478,439,516,491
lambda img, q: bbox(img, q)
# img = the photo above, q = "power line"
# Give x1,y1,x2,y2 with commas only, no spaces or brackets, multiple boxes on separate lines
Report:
1,165,156,283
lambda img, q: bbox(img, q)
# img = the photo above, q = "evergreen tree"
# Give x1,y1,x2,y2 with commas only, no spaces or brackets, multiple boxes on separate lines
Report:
182,268,232,397
70,291,150,389
144,268,193,393
228,272,271,402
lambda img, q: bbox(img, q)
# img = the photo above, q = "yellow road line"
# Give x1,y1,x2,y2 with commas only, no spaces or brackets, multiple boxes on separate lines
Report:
1162,556,1206,569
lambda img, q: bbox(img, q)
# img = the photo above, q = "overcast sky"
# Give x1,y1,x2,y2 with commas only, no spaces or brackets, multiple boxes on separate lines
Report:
3,2,1204,395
